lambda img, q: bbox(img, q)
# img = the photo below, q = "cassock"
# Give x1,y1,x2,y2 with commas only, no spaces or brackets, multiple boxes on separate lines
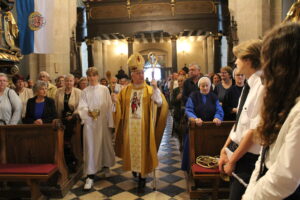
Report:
114,82,168,176
78,84,115,176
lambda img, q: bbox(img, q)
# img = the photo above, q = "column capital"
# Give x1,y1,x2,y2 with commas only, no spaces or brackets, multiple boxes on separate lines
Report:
170,35,178,41
86,38,94,45
126,37,134,43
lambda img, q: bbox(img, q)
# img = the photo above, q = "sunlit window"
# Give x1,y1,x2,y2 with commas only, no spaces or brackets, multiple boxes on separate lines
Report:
144,61,162,81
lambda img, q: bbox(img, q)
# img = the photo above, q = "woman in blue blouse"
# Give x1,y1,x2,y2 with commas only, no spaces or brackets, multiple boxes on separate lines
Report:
181,76,224,171
23,80,57,124
186,76,224,125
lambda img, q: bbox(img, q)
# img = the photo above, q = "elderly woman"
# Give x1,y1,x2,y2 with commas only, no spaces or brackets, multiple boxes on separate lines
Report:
55,75,65,88
55,74,81,119
55,74,81,171
13,74,33,118
181,77,224,171
78,67,114,190
186,76,224,126
38,71,57,99
214,66,233,104
0,73,22,125
78,77,88,90
23,80,57,124
222,69,245,120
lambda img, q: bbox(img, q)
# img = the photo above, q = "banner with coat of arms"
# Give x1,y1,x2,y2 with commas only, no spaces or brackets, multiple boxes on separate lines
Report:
16,0,54,55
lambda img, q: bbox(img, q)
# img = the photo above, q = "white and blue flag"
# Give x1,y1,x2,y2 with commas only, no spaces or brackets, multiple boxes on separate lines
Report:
16,0,54,55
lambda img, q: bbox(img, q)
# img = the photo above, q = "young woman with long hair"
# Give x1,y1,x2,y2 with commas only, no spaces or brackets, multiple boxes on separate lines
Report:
243,22,300,200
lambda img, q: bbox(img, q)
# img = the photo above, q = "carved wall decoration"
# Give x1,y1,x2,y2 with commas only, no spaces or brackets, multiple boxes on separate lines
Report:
131,3,172,17
175,1,216,15
90,5,128,19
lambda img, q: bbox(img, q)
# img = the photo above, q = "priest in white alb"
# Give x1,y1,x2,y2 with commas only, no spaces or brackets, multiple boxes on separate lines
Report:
78,67,115,190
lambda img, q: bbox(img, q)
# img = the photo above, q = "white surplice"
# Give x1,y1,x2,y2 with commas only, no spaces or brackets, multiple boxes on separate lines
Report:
78,84,115,176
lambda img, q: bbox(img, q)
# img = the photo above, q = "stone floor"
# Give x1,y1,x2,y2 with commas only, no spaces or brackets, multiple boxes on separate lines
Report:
52,114,190,200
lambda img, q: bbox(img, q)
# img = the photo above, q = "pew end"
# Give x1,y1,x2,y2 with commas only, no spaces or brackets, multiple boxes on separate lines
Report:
188,121,235,200
0,118,83,199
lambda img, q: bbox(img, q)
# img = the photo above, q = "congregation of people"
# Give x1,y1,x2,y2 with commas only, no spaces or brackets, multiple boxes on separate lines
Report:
0,22,300,200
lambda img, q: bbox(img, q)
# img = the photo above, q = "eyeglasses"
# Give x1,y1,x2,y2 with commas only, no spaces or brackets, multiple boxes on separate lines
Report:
235,74,244,77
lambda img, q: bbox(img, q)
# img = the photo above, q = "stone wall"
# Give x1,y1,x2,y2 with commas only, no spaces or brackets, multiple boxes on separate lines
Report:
228,0,282,43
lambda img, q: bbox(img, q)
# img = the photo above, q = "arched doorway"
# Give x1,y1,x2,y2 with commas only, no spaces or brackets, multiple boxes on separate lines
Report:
144,61,162,81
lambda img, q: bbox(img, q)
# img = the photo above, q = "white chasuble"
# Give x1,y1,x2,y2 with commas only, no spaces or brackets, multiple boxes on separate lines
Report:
129,89,143,172
78,84,115,176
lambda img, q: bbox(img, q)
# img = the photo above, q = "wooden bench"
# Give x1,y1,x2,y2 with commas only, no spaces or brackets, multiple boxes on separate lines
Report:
188,120,235,200
0,164,58,200
0,119,83,198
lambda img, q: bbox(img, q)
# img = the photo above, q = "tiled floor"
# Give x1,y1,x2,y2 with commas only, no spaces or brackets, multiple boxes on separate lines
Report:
53,114,190,200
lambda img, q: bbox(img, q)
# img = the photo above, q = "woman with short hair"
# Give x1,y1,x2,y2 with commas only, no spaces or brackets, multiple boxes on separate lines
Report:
55,74,81,119
55,74,82,171
214,66,233,104
13,74,33,118
23,80,57,124
0,73,22,125
211,73,221,90
181,77,224,171
78,77,88,90
222,69,245,120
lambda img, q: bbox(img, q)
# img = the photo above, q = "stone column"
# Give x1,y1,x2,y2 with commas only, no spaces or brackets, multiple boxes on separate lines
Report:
202,36,208,74
86,38,94,68
213,35,221,72
76,42,83,75
127,37,134,76
170,35,178,72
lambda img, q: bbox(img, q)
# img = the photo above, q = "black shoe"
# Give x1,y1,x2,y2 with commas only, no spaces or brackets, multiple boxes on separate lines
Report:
138,177,146,189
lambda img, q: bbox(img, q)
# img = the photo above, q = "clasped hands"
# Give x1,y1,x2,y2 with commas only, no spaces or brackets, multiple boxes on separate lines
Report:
189,117,222,126
218,148,236,176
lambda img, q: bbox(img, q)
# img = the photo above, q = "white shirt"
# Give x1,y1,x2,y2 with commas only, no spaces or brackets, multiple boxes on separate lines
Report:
151,87,163,106
173,80,179,89
243,98,300,200
229,71,264,154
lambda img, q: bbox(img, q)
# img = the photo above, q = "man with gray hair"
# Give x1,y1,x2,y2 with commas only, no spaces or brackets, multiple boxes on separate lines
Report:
181,63,202,172
38,71,57,99
182,63,202,105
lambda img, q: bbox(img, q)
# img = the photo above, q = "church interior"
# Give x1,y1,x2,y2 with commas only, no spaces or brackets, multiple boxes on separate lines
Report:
0,0,299,200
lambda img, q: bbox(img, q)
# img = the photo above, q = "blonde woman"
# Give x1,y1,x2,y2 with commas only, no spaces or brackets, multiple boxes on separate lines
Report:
55,74,82,171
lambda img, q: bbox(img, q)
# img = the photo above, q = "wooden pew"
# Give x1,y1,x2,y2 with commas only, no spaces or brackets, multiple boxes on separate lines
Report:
188,120,235,200
0,119,83,198
0,164,58,200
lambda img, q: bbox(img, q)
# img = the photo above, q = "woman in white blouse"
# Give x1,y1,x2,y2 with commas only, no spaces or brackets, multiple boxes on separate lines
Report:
13,74,33,118
55,74,82,171
0,73,22,125
243,23,300,200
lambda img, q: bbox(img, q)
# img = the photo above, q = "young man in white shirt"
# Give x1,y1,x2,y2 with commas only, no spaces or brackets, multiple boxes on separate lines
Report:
218,40,264,200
